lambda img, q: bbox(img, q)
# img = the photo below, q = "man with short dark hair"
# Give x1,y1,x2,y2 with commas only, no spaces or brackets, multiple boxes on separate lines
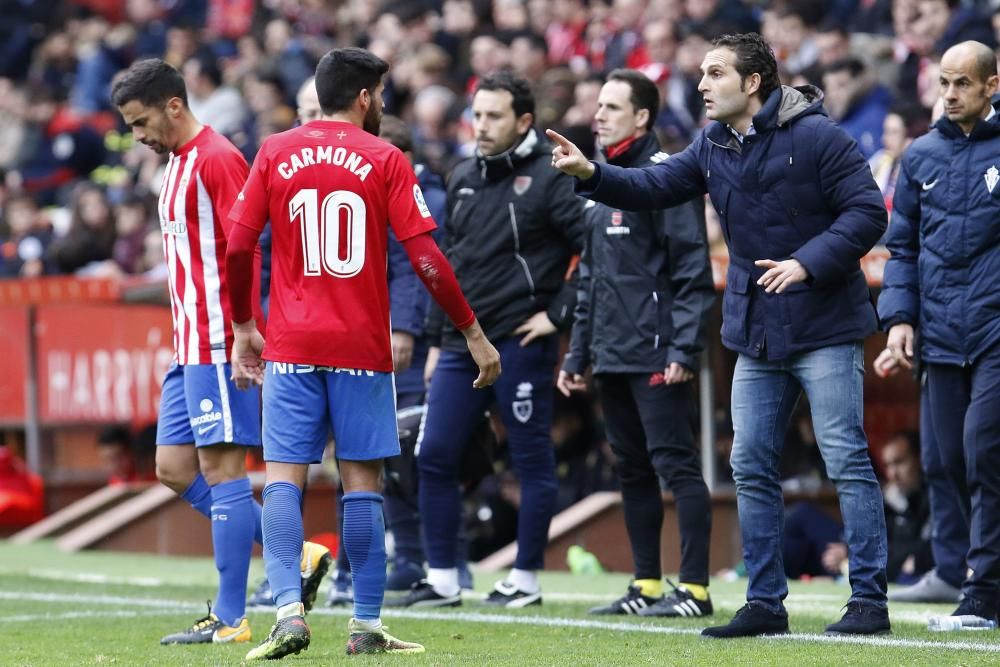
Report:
392,70,586,609
113,58,331,647
558,69,716,619
880,40,1000,629
550,32,890,638
227,47,499,658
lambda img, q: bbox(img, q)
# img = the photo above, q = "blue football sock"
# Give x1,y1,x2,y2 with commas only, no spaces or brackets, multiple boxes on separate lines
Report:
262,482,303,609
209,478,256,627
181,473,263,545
343,492,386,621
252,499,263,546
181,473,212,518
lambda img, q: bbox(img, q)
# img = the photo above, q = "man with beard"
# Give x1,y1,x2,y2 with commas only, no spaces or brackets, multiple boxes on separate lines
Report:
226,47,500,658
550,32,889,637
390,70,586,609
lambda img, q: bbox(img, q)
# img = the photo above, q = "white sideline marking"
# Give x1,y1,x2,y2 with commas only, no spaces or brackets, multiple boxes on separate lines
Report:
26,569,166,587
2,588,998,655
311,607,1000,654
0,591,197,610
0,610,182,623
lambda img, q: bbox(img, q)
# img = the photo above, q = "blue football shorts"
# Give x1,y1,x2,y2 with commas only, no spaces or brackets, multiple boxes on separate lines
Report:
262,362,400,464
156,361,262,447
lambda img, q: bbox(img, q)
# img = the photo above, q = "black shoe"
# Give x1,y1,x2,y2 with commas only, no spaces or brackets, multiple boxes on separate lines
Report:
483,580,542,608
637,581,713,618
701,602,789,639
589,584,661,615
825,600,891,635
384,580,461,608
951,595,999,624
247,578,273,608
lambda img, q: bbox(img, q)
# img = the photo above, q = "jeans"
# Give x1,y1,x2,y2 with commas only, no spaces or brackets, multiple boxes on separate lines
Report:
730,342,888,612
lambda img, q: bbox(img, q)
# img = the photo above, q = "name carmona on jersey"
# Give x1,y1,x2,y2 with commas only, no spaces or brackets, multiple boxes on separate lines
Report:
277,145,373,182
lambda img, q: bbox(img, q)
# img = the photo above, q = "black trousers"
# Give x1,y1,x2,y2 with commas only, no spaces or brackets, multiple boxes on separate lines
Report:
927,343,1000,604
596,373,711,585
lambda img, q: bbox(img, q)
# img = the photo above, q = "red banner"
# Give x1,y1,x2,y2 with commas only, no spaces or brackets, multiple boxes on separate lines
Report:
0,277,122,306
34,304,174,424
0,306,29,424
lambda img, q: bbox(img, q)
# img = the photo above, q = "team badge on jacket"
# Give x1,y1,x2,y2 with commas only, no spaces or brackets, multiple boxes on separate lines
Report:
986,165,999,195
512,381,534,423
513,176,533,196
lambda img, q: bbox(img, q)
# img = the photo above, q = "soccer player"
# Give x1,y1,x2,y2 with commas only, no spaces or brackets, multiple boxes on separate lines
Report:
112,59,331,646
226,47,500,659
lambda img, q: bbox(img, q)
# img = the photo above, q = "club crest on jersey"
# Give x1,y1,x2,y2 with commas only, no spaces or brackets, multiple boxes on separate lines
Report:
513,176,533,196
413,184,432,218
611,211,622,226
986,165,999,194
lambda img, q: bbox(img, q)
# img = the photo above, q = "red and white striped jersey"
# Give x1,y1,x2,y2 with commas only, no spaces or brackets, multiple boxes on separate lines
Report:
157,126,249,365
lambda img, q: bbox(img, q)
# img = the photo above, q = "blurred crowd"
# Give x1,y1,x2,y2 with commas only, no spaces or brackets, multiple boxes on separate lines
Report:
1,0,998,280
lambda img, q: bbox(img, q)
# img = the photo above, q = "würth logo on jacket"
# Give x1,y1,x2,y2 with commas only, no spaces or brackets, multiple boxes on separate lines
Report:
512,381,533,423
606,210,630,236
513,176,532,196
986,165,999,194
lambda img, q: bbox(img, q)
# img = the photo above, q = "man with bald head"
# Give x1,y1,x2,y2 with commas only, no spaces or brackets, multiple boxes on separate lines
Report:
879,40,1000,629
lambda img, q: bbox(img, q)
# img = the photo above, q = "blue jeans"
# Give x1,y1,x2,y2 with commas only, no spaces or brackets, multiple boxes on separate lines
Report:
730,342,888,612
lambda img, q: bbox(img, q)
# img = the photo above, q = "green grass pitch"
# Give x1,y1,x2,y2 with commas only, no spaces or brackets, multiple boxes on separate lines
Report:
0,542,998,665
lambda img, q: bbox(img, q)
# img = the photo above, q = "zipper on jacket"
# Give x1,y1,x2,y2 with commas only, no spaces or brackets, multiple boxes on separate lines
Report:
653,291,660,348
508,203,536,300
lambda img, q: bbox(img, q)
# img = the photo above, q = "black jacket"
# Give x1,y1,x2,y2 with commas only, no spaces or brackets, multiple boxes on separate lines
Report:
562,132,714,375
428,129,586,351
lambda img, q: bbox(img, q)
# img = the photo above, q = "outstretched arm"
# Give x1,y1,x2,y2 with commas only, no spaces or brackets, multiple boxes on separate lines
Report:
547,128,708,211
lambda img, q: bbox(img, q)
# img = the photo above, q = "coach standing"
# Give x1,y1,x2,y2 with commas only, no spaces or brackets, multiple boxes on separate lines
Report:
879,41,1000,627
557,69,717,619
550,32,889,637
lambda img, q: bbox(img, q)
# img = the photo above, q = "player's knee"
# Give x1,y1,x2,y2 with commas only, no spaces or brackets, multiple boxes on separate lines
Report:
197,448,248,486
156,460,195,493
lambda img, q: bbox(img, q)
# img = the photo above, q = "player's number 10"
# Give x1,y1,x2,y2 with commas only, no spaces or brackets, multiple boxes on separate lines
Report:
288,188,366,278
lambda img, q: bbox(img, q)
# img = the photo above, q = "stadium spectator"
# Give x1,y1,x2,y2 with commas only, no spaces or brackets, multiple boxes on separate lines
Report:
393,70,585,610
879,40,1000,628
783,432,933,584
112,58,330,647
557,69,716,619
912,0,997,54
109,193,151,274
822,56,893,159
868,104,930,227
872,348,966,604
47,182,115,274
551,31,890,637
182,53,249,139
96,424,156,485
225,46,498,658
0,446,44,531
0,192,52,278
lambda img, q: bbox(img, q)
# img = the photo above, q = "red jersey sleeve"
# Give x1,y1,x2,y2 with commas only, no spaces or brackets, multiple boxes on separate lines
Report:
200,147,249,238
384,147,438,241
228,141,271,233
